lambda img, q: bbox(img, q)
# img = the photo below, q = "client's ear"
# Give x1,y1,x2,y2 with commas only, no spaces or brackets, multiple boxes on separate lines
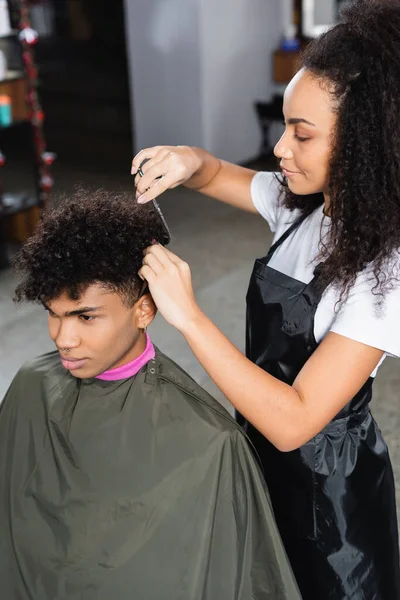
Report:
134,293,157,330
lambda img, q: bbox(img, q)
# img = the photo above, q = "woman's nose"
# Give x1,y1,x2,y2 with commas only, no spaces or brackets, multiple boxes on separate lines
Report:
274,132,294,160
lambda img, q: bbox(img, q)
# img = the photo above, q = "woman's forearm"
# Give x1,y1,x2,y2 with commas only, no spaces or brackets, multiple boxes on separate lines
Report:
184,148,258,213
183,148,221,190
131,145,258,213
141,238,384,454
180,309,307,451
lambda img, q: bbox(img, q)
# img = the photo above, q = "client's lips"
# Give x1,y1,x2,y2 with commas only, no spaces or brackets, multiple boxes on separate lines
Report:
60,356,88,370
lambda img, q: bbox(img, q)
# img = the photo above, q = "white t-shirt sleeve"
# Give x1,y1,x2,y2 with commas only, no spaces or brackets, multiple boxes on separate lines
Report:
330,265,400,358
251,171,282,232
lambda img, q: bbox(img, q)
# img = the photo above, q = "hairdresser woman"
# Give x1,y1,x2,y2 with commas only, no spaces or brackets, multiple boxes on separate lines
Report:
132,2,400,598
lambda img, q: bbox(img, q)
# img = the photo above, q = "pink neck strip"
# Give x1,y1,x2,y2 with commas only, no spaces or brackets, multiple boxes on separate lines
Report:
95,334,155,381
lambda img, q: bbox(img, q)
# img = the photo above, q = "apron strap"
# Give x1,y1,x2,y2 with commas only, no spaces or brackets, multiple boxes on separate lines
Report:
266,213,308,261
265,208,331,297
265,211,330,299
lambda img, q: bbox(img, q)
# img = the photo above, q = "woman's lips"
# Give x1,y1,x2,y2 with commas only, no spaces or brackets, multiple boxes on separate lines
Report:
281,166,300,178
60,357,88,371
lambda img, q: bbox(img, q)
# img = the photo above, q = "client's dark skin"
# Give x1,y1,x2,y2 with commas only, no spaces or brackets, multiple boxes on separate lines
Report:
45,284,156,379
4,190,303,600
13,187,167,379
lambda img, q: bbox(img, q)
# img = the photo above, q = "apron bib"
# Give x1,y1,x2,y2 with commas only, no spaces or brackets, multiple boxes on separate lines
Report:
241,215,400,599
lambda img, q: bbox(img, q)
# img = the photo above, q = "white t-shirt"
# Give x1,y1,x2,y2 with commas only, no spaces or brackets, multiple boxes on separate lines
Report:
251,171,400,377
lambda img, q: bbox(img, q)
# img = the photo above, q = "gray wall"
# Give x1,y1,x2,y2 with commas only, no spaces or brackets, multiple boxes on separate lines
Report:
124,0,283,163
314,0,336,25
124,0,203,150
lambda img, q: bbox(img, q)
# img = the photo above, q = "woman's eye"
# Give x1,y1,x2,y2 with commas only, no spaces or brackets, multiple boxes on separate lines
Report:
79,315,96,322
295,135,310,142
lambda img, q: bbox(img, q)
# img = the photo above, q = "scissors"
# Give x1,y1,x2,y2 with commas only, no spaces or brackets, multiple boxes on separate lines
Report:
136,158,171,246
136,158,172,298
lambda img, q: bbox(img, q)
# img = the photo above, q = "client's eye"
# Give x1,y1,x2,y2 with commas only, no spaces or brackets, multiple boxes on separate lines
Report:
79,315,96,322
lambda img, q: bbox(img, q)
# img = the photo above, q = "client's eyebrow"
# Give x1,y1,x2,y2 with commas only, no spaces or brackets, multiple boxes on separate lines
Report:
43,303,106,317
65,306,106,317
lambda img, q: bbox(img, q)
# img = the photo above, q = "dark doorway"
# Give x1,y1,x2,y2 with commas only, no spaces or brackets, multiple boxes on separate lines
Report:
35,0,132,173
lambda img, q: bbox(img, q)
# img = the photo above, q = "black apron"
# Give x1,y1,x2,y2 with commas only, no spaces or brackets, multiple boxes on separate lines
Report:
240,215,400,600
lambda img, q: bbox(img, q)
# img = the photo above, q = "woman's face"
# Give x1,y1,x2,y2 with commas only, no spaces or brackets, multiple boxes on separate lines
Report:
274,68,337,197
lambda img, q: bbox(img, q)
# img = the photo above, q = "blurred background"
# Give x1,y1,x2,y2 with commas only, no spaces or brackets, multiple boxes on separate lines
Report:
0,0,398,515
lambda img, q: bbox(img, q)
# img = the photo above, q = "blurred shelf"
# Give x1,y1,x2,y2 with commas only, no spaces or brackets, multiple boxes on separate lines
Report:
0,117,30,131
0,75,29,122
0,29,18,40
0,3,47,249
0,69,25,83
1,192,39,217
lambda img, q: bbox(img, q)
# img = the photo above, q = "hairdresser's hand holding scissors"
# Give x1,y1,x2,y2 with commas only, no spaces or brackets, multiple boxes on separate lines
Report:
131,146,204,204
132,145,206,332
131,144,251,209
132,145,235,332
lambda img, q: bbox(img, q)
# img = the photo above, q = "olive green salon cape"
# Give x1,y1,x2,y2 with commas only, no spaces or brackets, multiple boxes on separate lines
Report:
0,349,301,600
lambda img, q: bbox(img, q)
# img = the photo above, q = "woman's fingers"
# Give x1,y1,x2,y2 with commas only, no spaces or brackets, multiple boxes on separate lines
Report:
138,264,156,285
131,146,166,175
135,172,180,204
134,154,170,198
139,245,197,331
133,148,170,189
142,250,166,275
144,243,182,267
133,149,183,203
155,244,183,266
131,145,200,203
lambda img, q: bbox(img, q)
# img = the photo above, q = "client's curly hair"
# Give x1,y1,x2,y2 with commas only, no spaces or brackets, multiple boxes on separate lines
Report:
281,0,400,298
13,187,169,306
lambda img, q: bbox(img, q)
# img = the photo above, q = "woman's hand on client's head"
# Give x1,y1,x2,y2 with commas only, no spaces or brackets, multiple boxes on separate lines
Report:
131,146,202,204
139,244,202,332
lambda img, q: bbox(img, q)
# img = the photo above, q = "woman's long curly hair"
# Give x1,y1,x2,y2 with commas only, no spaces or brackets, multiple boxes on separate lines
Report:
281,0,400,298
13,187,169,306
